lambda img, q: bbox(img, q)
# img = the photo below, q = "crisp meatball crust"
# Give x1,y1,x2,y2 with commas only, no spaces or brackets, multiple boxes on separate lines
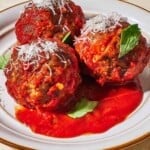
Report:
75,13,150,85
5,39,81,111
15,0,85,44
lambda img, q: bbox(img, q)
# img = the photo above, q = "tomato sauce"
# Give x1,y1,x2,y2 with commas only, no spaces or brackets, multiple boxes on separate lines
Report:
16,77,143,138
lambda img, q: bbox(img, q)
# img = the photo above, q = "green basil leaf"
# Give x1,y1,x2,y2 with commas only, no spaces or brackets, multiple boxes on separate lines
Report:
62,32,71,43
0,53,10,69
119,24,141,58
68,98,98,118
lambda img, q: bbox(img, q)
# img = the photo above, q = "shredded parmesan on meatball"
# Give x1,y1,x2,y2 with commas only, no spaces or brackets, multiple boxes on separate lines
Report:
17,40,57,61
75,12,126,44
30,0,73,25
16,39,68,70
82,12,126,35
32,0,72,14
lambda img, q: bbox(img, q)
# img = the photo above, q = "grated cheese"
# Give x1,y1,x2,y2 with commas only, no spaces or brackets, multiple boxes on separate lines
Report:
81,12,127,36
16,39,68,70
32,0,71,15
75,12,127,44
31,0,72,24
63,25,70,32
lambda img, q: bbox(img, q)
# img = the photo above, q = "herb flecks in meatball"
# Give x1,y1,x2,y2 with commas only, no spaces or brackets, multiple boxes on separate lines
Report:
75,13,150,85
5,39,81,111
15,0,85,44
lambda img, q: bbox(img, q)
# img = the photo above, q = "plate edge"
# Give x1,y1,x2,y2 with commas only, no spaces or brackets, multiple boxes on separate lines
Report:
0,1,150,150
119,0,150,13
0,133,149,150
0,1,29,13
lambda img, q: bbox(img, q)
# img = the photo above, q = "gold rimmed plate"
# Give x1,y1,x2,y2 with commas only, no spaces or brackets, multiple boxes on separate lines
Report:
0,0,150,149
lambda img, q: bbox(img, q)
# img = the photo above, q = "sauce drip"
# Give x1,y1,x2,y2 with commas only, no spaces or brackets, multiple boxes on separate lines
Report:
16,78,143,138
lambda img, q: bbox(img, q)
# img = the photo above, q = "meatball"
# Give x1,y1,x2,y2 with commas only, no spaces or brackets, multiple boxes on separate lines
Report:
5,39,81,111
75,13,150,85
15,0,85,44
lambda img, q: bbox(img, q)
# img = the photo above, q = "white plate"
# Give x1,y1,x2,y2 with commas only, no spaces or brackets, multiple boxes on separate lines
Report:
0,0,150,149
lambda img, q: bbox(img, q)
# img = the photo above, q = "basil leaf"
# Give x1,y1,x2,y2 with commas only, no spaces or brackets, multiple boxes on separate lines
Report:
0,54,10,69
68,98,98,118
119,24,141,58
62,32,71,43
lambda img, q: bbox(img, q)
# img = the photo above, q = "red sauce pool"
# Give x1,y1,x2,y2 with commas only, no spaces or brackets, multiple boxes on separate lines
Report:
16,77,143,138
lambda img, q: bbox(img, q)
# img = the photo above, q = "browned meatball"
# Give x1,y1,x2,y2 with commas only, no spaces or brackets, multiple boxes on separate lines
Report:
75,13,150,85
5,39,81,111
15,0,85,44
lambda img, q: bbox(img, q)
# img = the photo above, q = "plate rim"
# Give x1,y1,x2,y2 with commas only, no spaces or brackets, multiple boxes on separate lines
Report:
0,0,29,13
0,133,150,150
119,0,150,13
0,1,150,150
0,0,149,13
